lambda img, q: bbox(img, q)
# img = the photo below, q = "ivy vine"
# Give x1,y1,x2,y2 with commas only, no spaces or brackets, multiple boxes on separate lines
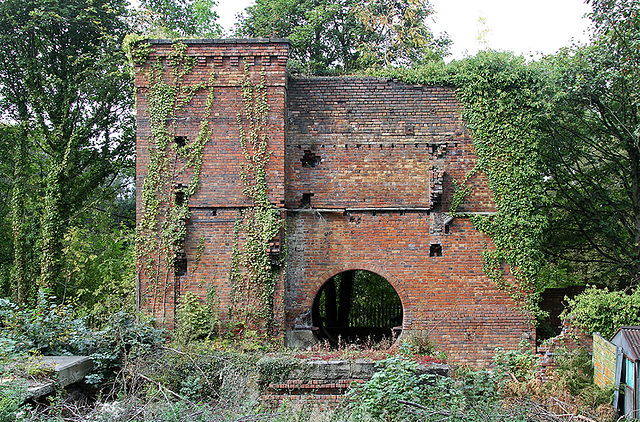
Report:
132,40,213,321
373,53,547,319
230,62,284,331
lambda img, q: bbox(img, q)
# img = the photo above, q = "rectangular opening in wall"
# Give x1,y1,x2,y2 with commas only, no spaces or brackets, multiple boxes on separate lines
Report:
175,184,186,206
444,224,450,234
430,244,442,257
301,193,314,208
174,136,187,148
175,255,187,276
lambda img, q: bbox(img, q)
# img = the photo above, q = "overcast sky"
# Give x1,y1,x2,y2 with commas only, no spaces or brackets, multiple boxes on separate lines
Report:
216,0,593,60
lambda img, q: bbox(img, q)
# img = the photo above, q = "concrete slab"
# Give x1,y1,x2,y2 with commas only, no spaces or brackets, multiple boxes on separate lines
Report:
1,356,93,399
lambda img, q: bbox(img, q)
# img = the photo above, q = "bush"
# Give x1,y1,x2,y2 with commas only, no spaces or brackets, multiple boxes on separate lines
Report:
492,341,538,382
174,291,217,344
0,381,26,422
345,356,517,421
0,292,165,388
562,286,640,338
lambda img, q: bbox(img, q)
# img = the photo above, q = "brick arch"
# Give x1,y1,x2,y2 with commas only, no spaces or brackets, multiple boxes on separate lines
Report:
304,263,411,328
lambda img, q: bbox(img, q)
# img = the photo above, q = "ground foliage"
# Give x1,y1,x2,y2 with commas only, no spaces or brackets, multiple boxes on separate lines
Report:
2,340,616,422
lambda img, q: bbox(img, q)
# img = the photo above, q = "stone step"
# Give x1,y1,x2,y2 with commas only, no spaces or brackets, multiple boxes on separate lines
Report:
3,356,93,399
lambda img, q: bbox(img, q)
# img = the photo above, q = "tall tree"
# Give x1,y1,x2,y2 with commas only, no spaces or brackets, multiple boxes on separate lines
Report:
0,0,135,295
539,0,640,287
236,0,450,74
137,0,222,38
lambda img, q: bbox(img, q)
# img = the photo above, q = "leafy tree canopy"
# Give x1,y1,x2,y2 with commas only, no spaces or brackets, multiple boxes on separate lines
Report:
235,0,451,74
538,0,640,288
137,0,222,38
0,0,135,295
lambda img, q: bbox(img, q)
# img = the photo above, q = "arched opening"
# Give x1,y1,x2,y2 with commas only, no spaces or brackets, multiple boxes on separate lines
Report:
311,270,403,345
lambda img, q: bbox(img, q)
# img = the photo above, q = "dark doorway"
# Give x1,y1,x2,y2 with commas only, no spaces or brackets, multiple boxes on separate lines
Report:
312,270,403,344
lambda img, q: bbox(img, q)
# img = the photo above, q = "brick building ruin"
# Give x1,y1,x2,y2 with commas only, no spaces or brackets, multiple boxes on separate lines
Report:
135,39,532,365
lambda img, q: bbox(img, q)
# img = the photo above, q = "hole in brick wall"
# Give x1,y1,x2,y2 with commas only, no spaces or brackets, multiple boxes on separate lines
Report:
405,125,414,135
175,255,187,276
301,193,314,208
430,244,442,257
174,136,187,148
210,209,217,216
301,150,321,168
175,184,186,206
312,270,403,346
444,224,450,234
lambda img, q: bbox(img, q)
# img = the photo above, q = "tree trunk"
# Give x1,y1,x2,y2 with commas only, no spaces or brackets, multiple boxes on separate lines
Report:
337,270,355,327
324,277,338,327
39,166,65,291
10,125,28,303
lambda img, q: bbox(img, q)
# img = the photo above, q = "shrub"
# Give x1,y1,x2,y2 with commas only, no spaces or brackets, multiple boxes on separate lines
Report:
345,356,516,421
174,292,216,344
0,292,165,388
492,340,538,382
562,286,640,338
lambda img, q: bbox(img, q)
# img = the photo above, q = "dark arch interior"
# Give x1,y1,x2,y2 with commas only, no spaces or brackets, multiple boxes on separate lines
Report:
312,270,403,345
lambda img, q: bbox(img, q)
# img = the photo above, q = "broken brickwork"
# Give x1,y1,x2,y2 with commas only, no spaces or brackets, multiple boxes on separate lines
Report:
135,40,532,366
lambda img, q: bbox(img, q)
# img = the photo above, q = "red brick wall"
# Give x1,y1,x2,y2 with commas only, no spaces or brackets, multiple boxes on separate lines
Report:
285,78,528,366
136,41,532,364
135,40,289,325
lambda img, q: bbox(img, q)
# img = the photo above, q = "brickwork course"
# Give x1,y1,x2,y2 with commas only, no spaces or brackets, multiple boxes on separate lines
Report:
135,39,533,366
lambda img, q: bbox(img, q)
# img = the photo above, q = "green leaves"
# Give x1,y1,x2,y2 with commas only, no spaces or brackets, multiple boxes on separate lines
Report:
377,52,548,317
138,0,222,38
236,0,450,74
539,0,640,287
136,41,212,318
563,286,640,338
0,0,134,296
231,64,284,328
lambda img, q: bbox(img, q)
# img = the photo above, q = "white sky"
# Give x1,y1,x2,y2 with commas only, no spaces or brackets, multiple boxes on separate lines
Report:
216,0,593,60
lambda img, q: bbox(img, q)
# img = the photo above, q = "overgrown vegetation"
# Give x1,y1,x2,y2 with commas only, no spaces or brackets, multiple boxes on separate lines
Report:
0,0,637,420
131,39,212,322
229,63,285,331
562,286,640,338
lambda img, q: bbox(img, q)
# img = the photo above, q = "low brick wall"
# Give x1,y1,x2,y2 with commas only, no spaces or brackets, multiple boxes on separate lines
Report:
258,358,449,410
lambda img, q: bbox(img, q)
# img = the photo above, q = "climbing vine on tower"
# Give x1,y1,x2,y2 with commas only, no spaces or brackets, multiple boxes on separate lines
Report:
229,62,284,330
128,39,213,321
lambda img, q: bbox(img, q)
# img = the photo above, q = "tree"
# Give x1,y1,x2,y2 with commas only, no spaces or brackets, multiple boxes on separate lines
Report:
236,0,450,74
137,0,222,38
354,0,451,67
539,0,640,288
0,0,135,296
